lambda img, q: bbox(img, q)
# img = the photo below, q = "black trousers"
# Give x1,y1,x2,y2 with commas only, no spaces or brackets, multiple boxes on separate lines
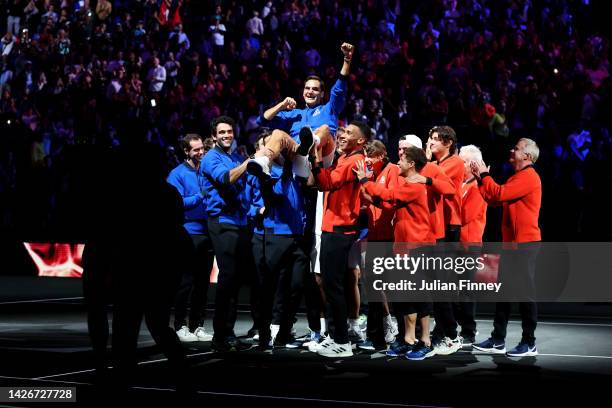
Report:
173,233,215,331
256,232,309,343
288,232,323,333
320,232,356,344
208,218,251,341
432,237,459,341
492,242,540,345
363,241,391,348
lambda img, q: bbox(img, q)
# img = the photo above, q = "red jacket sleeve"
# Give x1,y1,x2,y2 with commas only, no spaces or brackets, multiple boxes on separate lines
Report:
363,179,421,206
479,171,538,203
314,156,356,191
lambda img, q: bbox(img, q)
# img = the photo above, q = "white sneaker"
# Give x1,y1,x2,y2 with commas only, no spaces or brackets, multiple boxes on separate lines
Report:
193,326,213,341
176,326,198,342
434,336,462,355
317,340,353,358
308,335,332,353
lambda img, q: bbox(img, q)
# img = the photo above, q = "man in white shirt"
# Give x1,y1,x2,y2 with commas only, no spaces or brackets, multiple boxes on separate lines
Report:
147,57,166,94
246,11,264,37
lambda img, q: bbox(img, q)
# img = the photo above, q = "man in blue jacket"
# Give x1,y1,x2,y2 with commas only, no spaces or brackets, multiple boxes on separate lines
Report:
248,42,355,178
167,134,215,343
247,133,314,350
202,116,251,352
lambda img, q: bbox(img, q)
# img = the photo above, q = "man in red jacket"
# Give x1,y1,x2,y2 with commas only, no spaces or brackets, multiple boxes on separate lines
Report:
471,138,542,357
310,121,368,357
355,146,436,360
427,126,464,355
457,144,488,346
357,140,400,351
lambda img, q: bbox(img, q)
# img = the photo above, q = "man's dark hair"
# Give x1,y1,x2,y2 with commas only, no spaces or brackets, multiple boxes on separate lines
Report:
202,137,215,154
428,125,457,154
253,128,272,151
350,120,372,141
181,133,202,151
304,75,325,93
364,140,387,157
403,146,427,172
210,115,235,136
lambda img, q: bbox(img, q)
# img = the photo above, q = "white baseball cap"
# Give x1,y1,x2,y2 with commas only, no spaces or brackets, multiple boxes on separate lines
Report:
399,134,422,149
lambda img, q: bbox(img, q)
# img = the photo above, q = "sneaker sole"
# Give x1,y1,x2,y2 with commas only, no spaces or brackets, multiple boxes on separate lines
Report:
196,336,213,342
318,351,353,358
178,337,199,343
507,351,538,357
473,345,506,354
297,128,314,155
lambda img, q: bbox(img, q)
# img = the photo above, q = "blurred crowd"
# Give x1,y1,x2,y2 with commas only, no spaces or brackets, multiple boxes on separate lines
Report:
0,0,610,241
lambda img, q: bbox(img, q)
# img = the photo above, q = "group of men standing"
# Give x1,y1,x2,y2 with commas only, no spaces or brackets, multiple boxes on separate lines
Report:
166,42,543,361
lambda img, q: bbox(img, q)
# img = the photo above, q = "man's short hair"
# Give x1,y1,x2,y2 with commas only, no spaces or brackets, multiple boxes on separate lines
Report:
181,133,202,151
519,138,540,163
304,75,325,93
459,144,483,162
365,140,387,157
349,120,372,141
202,137,215,154
429,125,458,154
210,115,235,136
253,128,272,151
403,146,427,172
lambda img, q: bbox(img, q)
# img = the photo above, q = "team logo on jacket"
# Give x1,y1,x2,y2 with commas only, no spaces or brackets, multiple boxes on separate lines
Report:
313,108,321,117
379,176,386,184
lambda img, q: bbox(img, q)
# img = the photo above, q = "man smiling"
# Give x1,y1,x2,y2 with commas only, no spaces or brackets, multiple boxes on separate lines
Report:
202,116,251,352
309,121,367,357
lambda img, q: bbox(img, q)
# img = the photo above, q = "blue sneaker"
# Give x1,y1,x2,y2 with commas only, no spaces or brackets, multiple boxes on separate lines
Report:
406,342,436,360
357,340,387,352
507,342,538,357
385,340,415,357
473,338,506,354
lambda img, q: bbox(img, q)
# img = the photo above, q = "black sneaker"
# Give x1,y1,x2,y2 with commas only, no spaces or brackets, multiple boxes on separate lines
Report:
211,337,232,352
297,127,314,155
228,337,253,351
212,337,252,352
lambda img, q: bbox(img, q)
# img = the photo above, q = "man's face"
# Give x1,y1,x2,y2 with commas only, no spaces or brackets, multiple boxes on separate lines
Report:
214,122,234,150
510,140,529,166
428,131,450,156
398,154,414,177
337,124,365,154
185,139,204,163
365,151,384,173
303,79,323,107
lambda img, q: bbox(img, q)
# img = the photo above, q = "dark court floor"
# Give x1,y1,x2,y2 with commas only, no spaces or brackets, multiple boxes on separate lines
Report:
0,300,611,407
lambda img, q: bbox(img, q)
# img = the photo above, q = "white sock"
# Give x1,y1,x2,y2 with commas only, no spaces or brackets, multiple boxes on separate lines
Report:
320,318,326,334
256,155,270,167
270,324,280,339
